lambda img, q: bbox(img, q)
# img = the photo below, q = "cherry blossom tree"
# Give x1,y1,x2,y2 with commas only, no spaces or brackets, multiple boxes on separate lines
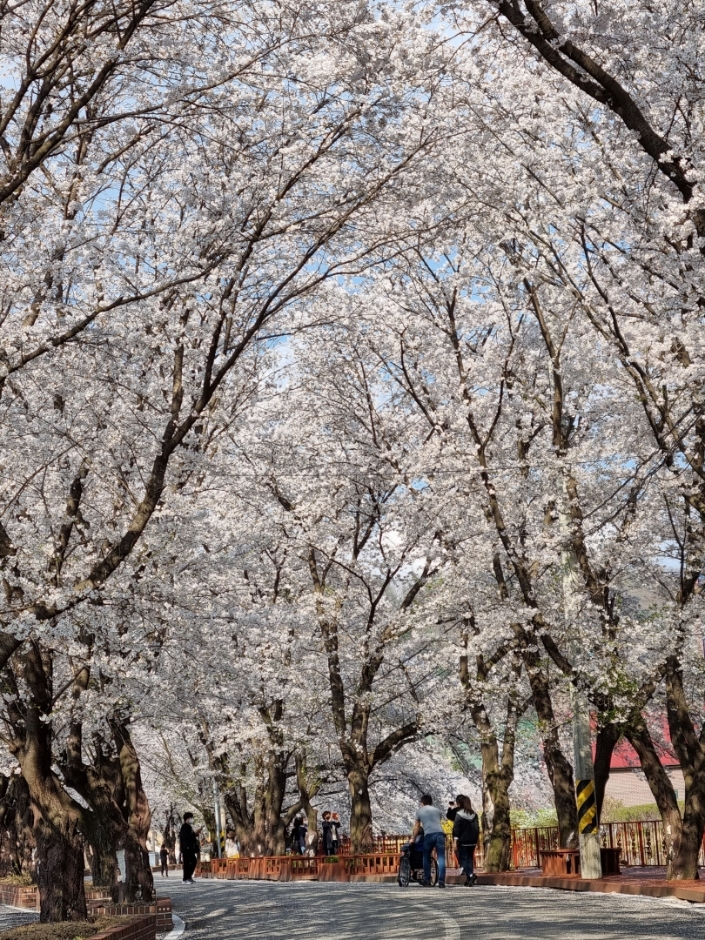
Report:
0,0,451,918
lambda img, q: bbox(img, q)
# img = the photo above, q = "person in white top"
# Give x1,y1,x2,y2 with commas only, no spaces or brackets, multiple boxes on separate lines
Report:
411,795,446,887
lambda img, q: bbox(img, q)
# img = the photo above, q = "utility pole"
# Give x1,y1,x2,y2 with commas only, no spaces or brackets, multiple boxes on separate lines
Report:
561,469,602,879
570,685,602,877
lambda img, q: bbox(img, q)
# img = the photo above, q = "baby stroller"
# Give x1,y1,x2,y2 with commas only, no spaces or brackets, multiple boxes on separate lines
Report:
397,835,438,887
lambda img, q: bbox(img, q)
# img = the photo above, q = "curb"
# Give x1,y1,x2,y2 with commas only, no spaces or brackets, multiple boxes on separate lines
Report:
476,872,705,904
162,912,185,938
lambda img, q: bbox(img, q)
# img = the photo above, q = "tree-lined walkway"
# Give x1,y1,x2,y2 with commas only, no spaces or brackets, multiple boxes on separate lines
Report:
166,880,705,939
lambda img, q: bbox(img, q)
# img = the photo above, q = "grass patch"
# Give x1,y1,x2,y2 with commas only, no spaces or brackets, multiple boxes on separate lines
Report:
0,875,33,887
600,799,684,822
510,808,559,829
0,916,125,940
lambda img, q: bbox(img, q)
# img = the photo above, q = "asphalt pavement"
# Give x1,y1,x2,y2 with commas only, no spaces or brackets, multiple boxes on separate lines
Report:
162,877,705,939
0,907,38,932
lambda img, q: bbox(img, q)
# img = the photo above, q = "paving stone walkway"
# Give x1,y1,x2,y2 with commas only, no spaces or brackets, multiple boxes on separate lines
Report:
165,878,705,939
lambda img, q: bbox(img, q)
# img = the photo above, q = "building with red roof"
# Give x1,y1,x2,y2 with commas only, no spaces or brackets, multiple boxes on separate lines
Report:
595,726,683,808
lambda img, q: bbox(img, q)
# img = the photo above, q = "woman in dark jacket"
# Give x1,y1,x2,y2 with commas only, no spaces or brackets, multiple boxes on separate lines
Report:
452,794,479,886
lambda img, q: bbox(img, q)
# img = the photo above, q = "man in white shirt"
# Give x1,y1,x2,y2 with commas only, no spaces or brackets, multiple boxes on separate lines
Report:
411,794,446,888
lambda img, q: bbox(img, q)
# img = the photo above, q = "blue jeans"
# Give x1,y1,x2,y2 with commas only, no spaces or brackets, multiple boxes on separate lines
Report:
423,831,446,885
458,844,476,881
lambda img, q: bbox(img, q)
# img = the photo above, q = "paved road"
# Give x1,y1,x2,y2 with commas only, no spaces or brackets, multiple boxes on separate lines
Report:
0,905,38,931
162,878,705,939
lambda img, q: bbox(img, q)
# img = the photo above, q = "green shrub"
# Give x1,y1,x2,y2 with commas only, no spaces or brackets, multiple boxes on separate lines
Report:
0,873,34,886
510,808,559,829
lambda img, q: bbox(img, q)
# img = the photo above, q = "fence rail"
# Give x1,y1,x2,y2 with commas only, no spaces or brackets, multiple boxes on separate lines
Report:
311,820,705,870
209,819,705,875
199,819,705,883
511,820,705,869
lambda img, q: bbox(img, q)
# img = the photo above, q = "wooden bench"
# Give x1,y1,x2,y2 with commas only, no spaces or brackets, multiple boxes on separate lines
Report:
600,847,621,875
540,848,581,877
540,846,621,878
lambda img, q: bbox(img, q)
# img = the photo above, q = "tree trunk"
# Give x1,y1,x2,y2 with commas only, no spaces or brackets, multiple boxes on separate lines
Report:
471,701,518,873
265,756,288,856
481,749,512,871
163,808,178,865
88,823,120,896
526,666,577,846
61,725,123,899
594,722,621,820
223,787,257,855
481,777,495,866
14,645,88,921
0,774,35,878
663,659,705,880
34,816,86,922
304,804,319,856
672,791,705,880
251,780,267,855
347,765,373,853
112,719,154,902
626,718,683,878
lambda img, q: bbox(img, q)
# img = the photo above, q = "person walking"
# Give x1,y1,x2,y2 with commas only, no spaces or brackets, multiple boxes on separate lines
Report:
292,816,307,855
159,844,169,877
452,795,480,886
330,813,341,855
178,812,201,884
411,794,446,888
321,812,333,855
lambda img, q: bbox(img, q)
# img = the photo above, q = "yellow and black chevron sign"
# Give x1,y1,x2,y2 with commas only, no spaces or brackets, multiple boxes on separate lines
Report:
575,779,597,834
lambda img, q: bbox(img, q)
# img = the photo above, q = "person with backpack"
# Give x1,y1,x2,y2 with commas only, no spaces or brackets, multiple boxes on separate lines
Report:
452,794,479,886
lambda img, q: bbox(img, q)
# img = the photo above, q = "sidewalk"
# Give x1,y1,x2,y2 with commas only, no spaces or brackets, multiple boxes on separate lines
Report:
477,866,705,904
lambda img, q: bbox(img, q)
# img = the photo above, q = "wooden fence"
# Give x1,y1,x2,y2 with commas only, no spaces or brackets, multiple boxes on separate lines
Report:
340,822,705,870
199,853,401,881
511,820,705,869
209,820,705,875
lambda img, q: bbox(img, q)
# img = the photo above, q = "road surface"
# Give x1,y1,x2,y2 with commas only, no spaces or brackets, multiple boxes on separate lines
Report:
162,877,705,939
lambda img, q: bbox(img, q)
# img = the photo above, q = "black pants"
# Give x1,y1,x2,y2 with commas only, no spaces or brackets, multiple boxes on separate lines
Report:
161,858,169,876
183,851,198,881
458,844,476,881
